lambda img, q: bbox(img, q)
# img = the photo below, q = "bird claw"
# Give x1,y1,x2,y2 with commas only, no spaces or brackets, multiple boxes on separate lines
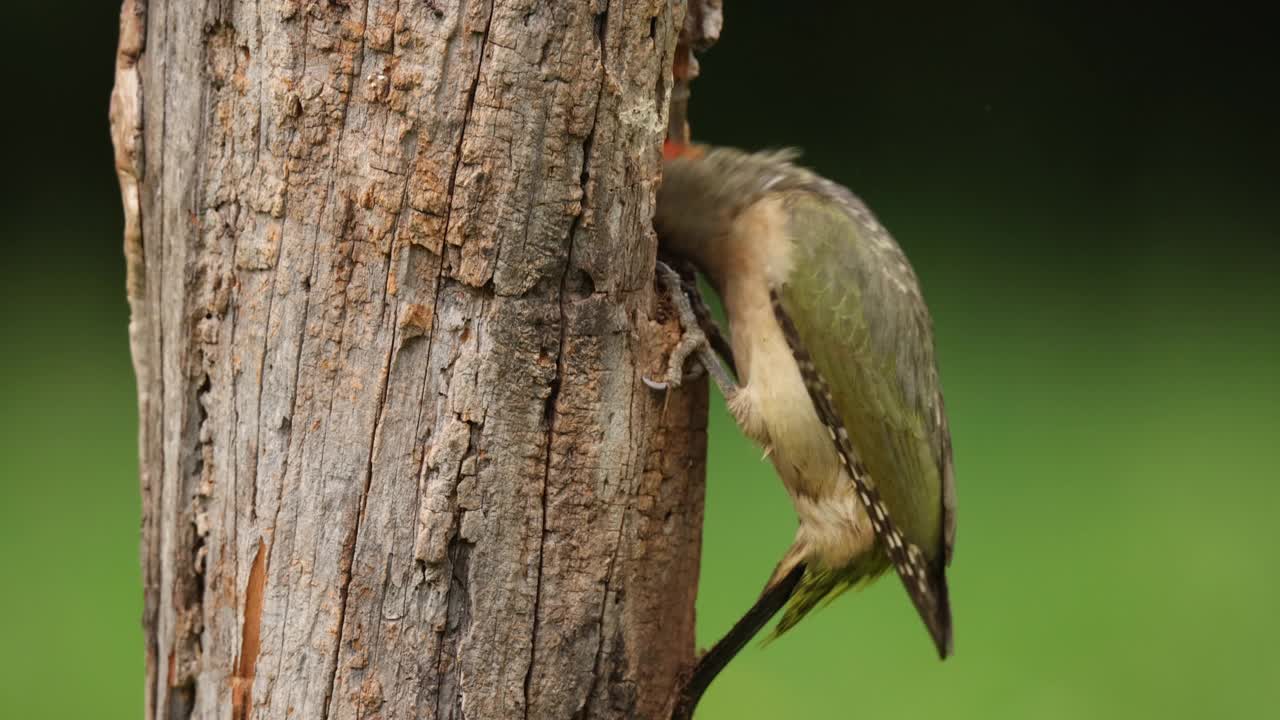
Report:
645,259,740,403
642,365,705,392
642,375,669,391
647,261,711,393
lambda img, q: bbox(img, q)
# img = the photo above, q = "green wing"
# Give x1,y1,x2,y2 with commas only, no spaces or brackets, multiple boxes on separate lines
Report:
778,191,952,556
772,189,956,653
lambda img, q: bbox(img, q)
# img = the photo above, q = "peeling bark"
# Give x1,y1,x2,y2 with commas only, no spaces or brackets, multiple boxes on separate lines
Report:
111,1,709,718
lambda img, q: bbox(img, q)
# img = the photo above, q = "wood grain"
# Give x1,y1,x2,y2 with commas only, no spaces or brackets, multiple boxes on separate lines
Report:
110,1,712,717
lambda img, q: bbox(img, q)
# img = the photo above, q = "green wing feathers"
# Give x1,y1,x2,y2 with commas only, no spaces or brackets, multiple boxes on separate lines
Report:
771,191,955,655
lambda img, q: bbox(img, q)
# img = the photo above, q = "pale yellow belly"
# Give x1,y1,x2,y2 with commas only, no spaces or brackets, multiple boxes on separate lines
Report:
726,295,875,571
712,196,876,571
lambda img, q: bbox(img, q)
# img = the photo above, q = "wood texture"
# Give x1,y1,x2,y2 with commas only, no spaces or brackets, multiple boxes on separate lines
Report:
666,0,720,144
110,1,709,717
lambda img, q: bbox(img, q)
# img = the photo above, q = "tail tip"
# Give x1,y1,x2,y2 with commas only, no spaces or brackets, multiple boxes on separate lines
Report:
934,625,953,660
926,565,954,660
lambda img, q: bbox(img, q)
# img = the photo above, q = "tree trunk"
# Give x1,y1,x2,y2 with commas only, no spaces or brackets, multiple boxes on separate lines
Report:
109,1,712,718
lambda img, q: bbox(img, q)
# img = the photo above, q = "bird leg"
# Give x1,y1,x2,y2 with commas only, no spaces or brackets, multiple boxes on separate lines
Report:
646,260,738,399
670,562,807,720
666,257,739,379
650,258,791,718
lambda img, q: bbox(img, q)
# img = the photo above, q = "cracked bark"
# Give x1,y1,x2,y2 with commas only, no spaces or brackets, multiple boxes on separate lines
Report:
111,1,713,718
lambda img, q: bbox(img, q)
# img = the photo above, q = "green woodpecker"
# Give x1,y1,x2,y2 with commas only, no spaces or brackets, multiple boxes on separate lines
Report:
652,142,957,670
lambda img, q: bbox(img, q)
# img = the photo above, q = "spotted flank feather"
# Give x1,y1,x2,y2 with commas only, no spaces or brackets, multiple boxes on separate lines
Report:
770,290,953,658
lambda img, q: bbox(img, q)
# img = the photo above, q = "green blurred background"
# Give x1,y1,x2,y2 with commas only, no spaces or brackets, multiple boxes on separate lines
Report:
2,2,1277,718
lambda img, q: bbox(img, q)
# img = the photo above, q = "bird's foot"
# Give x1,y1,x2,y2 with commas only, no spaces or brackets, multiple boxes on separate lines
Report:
641,367,704,392
644,261,707,390
645,261,739,398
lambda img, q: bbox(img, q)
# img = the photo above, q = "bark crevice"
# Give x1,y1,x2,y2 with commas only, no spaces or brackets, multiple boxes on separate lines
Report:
113,1,702,718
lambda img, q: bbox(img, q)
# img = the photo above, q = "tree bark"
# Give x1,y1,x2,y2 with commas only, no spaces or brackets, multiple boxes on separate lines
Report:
110,1,711,718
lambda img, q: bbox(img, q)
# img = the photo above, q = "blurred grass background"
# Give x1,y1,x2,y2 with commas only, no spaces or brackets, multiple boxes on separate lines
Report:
2,1,1277,718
